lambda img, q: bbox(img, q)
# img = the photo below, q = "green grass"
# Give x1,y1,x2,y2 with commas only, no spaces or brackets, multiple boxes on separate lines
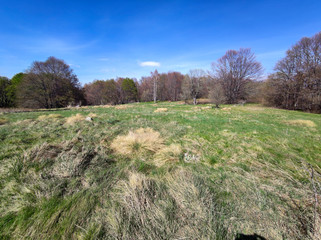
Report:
0,102,320,239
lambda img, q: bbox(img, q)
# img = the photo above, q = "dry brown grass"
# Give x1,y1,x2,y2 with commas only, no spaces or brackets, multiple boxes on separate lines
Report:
154,144,182,166
88,113,97,118
284,119,316,127
65,113,85,125
111,128,164,156
0,118,8,125
127,171,147,190
102,168,231,239
221,107,232,111
0,108,33,113
37,114,63,121
91,104,112,108
176,101,186,105
185,98,211,104
154,108,168,113
115,105,132,110
101,104,113,108
242,106,267,111
192,106,201,111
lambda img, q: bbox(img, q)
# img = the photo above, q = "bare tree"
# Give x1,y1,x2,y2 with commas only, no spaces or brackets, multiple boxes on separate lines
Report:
138,71,184,102
84,79,119,105
181,69,205,105
208,82,226,108
151,70,159,103
167,72,183,101
212,48,263,104
139,76,153,102
264,31,321,112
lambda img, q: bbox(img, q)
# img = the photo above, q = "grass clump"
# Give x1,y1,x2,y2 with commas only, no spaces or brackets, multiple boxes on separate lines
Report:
37,114,63,121
115,105,132,109
111,128,164,156
154,144,182,166
284,119,316,127
88,113,97,118
154,108,168,113
0,118,8,125
65,113,85,125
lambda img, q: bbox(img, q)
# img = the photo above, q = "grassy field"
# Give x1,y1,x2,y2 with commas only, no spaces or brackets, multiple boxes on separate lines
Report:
0,102,320,239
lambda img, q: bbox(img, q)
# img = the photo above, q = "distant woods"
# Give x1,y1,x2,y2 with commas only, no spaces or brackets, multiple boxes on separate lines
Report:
1,31,320,112
263,32,321,112
84,78,138,105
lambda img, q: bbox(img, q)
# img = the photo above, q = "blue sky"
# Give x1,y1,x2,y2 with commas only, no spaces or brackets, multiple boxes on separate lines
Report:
1,0,321,84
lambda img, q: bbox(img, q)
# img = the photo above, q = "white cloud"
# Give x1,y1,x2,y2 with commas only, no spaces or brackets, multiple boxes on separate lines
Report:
139,61,160,67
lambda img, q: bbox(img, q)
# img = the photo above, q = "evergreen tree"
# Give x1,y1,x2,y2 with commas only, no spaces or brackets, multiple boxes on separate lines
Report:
121,78,138,103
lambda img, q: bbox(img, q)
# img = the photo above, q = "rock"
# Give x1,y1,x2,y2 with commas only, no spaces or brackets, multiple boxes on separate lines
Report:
85,117,93,122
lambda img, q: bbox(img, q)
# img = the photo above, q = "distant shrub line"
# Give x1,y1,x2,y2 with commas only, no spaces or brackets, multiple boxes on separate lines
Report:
1,31,320,112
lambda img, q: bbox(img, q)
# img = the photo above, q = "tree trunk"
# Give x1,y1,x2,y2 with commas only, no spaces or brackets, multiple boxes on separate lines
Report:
153,76,157,103
193,97,197,105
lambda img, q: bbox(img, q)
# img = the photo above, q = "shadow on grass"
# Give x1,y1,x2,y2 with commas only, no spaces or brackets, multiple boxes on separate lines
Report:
235,233,267,240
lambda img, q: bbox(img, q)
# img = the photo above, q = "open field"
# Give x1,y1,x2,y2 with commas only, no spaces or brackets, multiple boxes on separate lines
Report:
0,102,321,239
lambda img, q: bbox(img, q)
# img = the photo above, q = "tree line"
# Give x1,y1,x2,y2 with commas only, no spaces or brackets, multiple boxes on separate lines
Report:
1,31,320,112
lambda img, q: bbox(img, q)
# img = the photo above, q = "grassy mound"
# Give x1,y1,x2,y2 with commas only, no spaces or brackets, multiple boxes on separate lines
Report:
111,128,164,156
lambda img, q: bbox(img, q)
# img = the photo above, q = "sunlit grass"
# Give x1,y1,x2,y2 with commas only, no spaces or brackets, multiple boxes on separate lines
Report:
0,103,320,239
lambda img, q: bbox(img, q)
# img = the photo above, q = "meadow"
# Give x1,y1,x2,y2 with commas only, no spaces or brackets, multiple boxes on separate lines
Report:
0,102,320,239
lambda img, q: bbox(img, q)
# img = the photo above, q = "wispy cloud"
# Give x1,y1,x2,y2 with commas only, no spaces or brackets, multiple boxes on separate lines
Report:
139,61,160,67
21,37,97,54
